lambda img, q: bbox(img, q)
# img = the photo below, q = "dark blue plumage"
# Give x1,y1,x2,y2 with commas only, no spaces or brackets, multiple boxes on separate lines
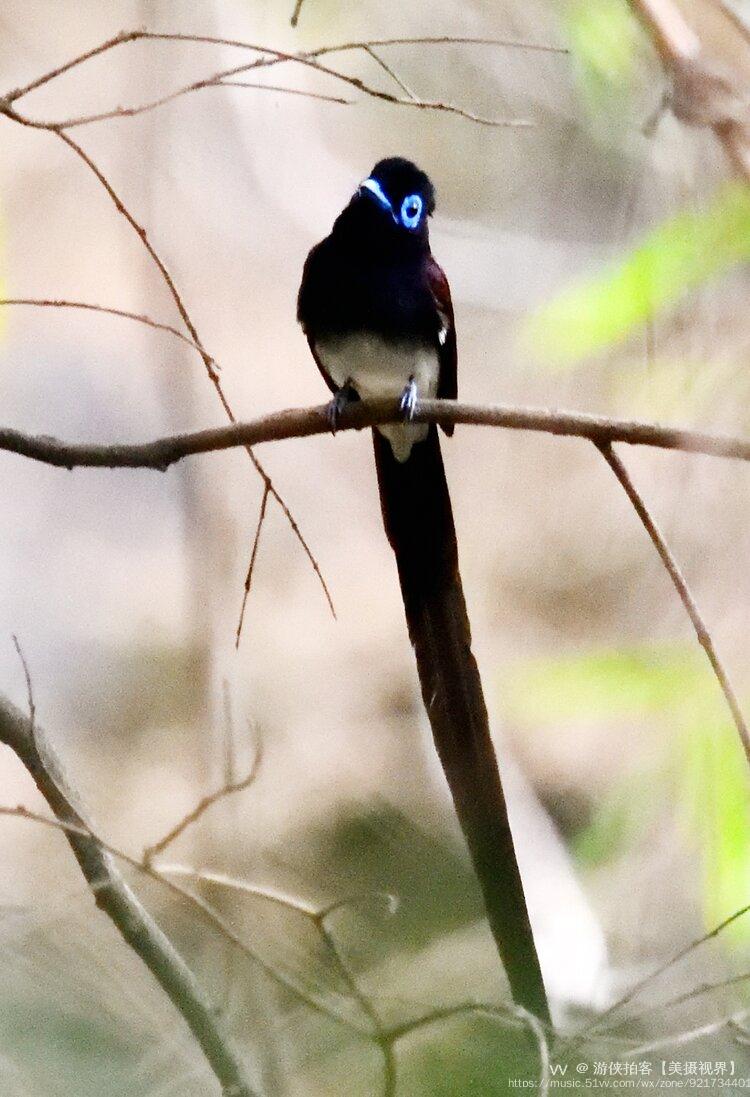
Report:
298,159,549,1021
298,157,455,461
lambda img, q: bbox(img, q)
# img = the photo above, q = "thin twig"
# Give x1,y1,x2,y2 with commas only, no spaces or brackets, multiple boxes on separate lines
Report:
387,1001,550,1095
0,803,365,1029
0,298,210,359
630,0,750,184
7,794,555,1093
3,29,567,109
604,970,750,1032
615,1008,750,1058
219,80,351,105
0,695,255,1097
364,46,418,101
562,900,750,1054
598,443,750,765
4,397,750,469
290,0,305,27
1,32,537,132
143,750,263,866
4,28,144,101
327,35,568,55
11,635,35,741
5,115,331,619
236,483,271,649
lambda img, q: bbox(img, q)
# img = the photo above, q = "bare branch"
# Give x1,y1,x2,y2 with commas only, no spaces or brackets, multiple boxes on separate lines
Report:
3,397,750,471
387,1001,550,1096
5,28,144,102
327,35,568,56
0,298,210,358
143,747,263,866
616,1008,750,1058
161,866,550,1095
290,0,306,27
0,695,255,1097
0,112,332,618
2,32,541,132
0,802,365,1029
630,0,750,183
606,970,750,1031
3,29,567,109
364,46,418,101
11,635,36,740
598,443,750,765
219,80,352,105
563,899,750,1054
236,483,271,649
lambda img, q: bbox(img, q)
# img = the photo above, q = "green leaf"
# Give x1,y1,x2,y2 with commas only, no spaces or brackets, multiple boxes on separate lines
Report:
525,182,750,365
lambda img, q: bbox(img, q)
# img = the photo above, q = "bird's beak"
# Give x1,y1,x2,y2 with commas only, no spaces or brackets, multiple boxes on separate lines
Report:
358,178,397,222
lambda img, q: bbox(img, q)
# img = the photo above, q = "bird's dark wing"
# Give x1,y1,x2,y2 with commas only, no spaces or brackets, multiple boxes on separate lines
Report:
298,241,338,395
305,333,338,396
426,257,457,435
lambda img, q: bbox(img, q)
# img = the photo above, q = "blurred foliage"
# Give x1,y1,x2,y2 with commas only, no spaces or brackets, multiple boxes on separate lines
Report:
303,803,482,949
505,644,750,938
565,0,640,106
526,182,750,365
394,1014,540,1096
681,717,750,937
504,646,697,723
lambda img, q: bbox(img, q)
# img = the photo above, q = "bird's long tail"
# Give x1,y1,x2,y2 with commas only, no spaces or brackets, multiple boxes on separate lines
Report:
373,425,549,1021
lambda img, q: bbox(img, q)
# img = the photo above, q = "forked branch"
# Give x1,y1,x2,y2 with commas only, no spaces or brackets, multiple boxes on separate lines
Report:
0,694,255,1097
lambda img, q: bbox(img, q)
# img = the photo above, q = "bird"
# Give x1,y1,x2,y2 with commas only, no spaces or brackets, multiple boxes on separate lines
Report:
297,157,549,1021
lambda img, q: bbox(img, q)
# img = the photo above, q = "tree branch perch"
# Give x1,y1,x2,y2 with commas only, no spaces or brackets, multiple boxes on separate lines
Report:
0,693,256,1097
2,397,750,471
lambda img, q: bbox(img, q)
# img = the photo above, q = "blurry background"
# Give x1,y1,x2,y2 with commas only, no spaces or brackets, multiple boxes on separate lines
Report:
1,1,750,1093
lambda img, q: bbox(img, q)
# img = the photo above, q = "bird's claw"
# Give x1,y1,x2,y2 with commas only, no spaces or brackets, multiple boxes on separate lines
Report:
327,384,356,434
399,377,418,422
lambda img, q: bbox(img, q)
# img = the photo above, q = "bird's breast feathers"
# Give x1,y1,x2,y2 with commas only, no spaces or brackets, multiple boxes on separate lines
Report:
315,333,439,462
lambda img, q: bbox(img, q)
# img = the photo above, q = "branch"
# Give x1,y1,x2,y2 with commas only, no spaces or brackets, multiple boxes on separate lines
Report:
0,99,333,620
386,1002,550,1096
236,483,272,648
0,694,255,1097
603,969,750,1031
630,0,750,182
290,0,306,27
563,899,750,1055
598,443,750,764
0,31,554,132
3,397,750,470
3,29,567,105
0,808,359,1029
616,1007,750,1058
0,297,210,359
143,745,262,867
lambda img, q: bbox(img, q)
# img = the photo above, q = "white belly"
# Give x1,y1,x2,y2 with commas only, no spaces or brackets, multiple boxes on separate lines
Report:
316,333,439,462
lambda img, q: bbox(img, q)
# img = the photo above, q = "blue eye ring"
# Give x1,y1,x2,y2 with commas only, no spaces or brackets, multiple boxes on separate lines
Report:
400,193,423,230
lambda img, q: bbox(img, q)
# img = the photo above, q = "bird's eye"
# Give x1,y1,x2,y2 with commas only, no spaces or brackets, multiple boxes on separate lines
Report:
400,193,423,230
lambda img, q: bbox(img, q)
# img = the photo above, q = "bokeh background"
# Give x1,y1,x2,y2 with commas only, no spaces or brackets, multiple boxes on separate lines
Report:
1,1,750,1093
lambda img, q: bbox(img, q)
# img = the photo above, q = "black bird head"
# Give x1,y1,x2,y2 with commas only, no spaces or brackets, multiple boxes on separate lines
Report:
335,157,436,252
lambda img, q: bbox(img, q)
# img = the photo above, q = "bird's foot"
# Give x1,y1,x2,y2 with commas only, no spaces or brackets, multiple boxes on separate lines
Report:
399,376,418,422
326,382,357,434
